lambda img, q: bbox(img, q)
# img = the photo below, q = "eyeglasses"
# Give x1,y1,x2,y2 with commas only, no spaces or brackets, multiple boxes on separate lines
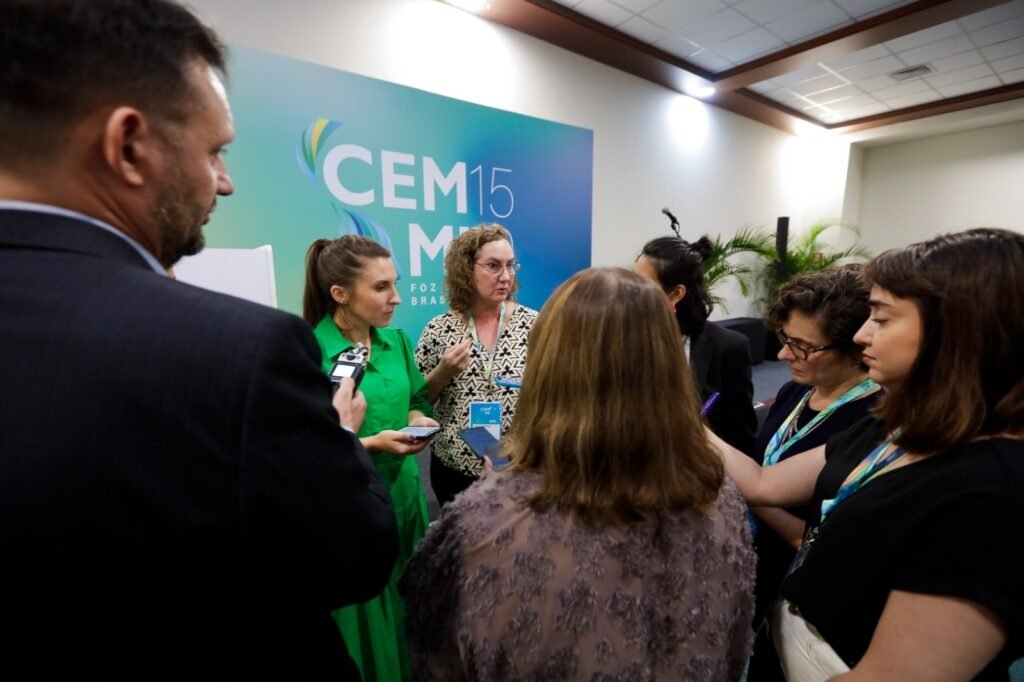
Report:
775,329,837,361
475,260,521,276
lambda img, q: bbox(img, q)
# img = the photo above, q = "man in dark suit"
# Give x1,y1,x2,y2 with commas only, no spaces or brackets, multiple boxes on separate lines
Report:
0,1,397,678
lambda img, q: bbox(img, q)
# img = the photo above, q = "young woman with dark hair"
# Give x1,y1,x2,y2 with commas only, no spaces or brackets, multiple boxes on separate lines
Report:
716,228,1024,681
636,235,757,454
304,234,438,682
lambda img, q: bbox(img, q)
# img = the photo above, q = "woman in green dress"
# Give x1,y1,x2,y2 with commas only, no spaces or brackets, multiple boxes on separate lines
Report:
303,234,437,682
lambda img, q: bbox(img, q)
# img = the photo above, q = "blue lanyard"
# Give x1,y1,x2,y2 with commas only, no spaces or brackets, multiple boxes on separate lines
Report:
819,433,905,524
466,303,506,384
763,379,877,466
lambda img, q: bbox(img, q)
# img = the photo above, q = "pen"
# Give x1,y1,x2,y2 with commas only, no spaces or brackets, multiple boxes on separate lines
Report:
700,392,721,417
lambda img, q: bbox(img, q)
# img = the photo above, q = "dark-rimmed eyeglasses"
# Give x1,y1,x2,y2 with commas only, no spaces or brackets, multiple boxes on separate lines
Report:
776,329,836,361
475,260,521,276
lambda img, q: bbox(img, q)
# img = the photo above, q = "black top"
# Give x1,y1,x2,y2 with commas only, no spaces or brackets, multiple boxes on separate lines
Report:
690,321,758,455
748,380,879,625
782,418,1024,680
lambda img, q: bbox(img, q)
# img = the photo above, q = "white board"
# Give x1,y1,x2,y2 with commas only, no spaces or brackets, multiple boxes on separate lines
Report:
173,245,277,308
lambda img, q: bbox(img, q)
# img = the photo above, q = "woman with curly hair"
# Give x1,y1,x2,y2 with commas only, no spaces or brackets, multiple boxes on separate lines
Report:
415,224,537,506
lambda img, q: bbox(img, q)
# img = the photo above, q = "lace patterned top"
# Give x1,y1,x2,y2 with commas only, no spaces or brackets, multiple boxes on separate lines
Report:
415,305,537,476
399,470,756,681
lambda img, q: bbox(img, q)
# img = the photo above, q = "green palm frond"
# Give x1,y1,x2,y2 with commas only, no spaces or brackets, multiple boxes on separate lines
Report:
702,227,777,313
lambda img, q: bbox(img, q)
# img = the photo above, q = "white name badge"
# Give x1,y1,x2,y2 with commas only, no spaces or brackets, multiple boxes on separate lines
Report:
469,401,502,439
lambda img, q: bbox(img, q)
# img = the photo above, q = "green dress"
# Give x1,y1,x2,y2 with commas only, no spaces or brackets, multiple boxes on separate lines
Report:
313,317,433,682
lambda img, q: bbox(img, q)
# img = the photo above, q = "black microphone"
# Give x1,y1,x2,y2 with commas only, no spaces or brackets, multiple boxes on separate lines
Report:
662,207,681,237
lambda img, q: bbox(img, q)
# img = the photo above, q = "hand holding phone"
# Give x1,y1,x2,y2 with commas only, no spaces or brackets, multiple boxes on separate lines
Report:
399,425,441,441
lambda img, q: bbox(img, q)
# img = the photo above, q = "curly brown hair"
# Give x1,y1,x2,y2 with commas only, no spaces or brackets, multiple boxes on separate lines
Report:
766,264,870,366
444,224,519,313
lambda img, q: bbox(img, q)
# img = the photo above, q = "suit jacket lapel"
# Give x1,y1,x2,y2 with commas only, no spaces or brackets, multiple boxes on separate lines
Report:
689,330,712,394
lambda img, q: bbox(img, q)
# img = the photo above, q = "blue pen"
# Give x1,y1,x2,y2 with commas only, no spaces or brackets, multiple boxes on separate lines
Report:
700,391,721,417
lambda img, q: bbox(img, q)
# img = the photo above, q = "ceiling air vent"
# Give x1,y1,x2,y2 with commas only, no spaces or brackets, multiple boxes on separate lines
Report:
889,64,934,82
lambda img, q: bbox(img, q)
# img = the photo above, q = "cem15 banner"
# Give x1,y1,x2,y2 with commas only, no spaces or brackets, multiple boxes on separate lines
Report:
206,45,594,340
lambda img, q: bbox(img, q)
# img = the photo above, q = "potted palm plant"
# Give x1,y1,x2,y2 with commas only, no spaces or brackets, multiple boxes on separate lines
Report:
702,227,777,312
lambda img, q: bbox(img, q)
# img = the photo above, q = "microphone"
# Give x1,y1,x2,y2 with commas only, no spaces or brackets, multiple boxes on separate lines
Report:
662,207,681,237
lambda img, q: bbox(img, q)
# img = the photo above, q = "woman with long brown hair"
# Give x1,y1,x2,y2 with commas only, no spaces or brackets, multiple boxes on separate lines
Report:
401,267,755,680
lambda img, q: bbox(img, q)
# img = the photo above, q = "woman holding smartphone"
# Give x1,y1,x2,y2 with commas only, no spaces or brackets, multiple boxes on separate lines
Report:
303,234,438,682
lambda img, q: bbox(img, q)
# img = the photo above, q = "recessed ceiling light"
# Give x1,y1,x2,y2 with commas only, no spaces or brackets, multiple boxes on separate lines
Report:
694,86,716,99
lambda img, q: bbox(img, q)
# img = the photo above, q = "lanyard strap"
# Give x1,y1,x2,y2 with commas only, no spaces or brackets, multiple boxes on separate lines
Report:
467,302,506,384
819,431,904,525
763,379,877,466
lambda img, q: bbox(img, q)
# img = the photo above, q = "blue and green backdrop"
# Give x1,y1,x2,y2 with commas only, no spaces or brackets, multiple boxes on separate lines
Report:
208,45,593,338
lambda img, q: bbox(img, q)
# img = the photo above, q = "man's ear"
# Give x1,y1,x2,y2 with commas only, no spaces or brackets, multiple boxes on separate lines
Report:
101,107,160,188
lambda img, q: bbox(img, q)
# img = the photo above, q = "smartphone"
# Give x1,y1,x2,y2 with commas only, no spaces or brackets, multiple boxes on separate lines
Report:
400,425,441,440
458,426,510,468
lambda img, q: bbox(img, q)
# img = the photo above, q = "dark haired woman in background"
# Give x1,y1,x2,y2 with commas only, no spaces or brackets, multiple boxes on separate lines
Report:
304,234,436,682
715,228,1024,680
636,235,757,454
746,265,881,682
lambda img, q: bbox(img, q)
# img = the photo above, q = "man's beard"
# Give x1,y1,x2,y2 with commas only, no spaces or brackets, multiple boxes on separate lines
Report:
152,174,210,269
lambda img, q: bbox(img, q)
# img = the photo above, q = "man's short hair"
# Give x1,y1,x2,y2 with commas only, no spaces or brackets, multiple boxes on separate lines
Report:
0,0,227,166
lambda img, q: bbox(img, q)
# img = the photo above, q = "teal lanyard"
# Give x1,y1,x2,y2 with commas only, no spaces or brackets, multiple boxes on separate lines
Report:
466,303,506,385
819,432,905,524
763,379,877,466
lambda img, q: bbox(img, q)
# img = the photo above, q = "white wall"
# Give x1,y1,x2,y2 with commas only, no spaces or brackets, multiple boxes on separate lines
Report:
855,120,1024,251
189,0,854,317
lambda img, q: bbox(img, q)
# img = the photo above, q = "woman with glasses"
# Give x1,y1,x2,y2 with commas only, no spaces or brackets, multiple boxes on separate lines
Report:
747,265,881,682
635,235,758,454
714,229,1024,680
303,234,437,682
415,224,537,506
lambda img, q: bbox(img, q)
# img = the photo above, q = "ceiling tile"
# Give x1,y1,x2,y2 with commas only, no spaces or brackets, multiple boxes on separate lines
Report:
609,0,662,12
772,63,829,86
837,54,905,81
732,0,814,26
810,83,862,104
573,0,633,26
653,34,703,59
713,27,785,62
870,77,933,101
856,73,901,91
685,49,735,71
817,92,878,108
834,101,891,120
786,72,847,95
937,74,1002,97
926,63,995,88
823,44,891,71
981,36,1024,61
970,16,1024,49
885,90,943,109
642,0,726,32
883,20,961,54
678,8,757,46
957,0,1024,33
616,15,671,43
833,0,912,19
766,1,851,43
991,52,1024,74
1000,66,1024,83
897,35,975,67
928,50,985,75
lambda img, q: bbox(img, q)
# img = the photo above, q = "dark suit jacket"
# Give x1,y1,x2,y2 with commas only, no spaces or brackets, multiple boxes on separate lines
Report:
0,209,397,680
690,321,758,455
